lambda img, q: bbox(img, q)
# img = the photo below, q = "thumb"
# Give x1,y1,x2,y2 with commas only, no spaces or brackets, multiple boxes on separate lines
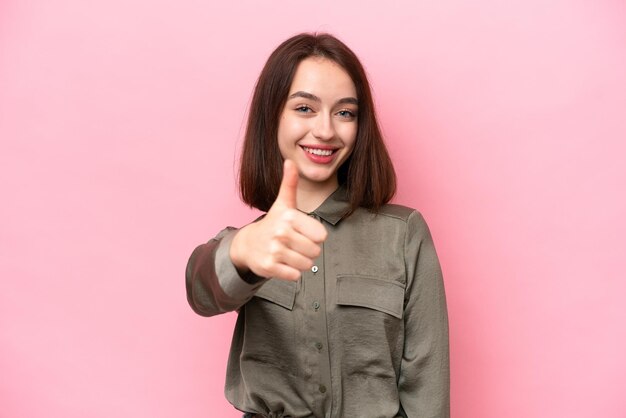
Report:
275,159,298,209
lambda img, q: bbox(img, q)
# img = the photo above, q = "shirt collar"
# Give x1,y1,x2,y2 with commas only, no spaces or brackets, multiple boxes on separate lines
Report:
309,185,351,226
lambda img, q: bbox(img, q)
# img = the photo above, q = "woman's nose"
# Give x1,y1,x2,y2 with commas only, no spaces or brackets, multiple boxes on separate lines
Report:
312,113,335,141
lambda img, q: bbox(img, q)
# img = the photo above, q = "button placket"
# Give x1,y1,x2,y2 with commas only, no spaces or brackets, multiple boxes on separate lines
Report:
303,222,332,411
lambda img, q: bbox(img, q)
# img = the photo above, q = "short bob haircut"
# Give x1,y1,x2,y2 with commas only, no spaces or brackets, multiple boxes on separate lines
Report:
239,33,396,216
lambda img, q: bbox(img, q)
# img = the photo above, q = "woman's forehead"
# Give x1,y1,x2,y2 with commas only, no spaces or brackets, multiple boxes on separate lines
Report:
288,57,357,100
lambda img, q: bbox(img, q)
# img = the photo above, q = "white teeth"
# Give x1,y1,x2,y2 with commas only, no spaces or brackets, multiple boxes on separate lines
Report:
303,147,334,156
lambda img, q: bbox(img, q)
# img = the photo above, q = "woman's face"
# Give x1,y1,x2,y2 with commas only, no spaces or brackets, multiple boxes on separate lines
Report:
277,57,358,192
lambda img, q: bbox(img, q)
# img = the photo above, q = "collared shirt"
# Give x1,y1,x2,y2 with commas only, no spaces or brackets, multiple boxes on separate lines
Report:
186,186,450,418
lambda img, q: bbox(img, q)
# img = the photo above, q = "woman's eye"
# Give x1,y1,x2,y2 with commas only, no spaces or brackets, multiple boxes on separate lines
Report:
295,105,312,113
337,109,356,119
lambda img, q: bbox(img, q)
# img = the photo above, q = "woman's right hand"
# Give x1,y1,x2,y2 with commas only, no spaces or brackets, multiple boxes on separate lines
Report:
229,160,328,281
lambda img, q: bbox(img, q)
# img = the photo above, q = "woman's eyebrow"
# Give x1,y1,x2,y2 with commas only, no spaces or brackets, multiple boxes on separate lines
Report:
336,97,358,105
288,91,320,101
288,91,358,106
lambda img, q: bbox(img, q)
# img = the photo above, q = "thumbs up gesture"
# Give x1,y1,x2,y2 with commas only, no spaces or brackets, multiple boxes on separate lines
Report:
230,160,328,281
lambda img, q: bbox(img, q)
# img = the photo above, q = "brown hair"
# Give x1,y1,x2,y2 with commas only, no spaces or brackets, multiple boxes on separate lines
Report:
239,33,396,215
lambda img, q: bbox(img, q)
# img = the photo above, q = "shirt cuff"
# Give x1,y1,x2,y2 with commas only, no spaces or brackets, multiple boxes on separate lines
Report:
215,228,268,299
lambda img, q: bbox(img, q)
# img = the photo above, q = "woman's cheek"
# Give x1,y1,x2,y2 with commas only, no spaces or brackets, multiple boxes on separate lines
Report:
338,124,357,146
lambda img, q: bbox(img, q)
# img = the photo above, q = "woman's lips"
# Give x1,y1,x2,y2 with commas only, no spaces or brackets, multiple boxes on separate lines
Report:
300,145,339,164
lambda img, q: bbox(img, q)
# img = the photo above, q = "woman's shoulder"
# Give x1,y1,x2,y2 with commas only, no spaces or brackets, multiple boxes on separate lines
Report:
353,203,432,236
371,202,421,222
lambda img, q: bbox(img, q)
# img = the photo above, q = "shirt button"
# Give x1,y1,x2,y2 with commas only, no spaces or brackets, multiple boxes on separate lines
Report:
312,301,320,310
319,384,327,393
315,342,323,350
311,265,319,273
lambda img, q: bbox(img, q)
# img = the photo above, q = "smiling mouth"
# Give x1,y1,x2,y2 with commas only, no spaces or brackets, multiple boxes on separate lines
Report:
301,146,337,156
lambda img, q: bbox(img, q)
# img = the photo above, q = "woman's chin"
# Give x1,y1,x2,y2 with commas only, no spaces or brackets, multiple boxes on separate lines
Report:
298,170,338,188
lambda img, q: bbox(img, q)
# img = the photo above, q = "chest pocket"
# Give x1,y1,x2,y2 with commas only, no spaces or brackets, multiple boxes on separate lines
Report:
336,275,405,319
254,278,297,310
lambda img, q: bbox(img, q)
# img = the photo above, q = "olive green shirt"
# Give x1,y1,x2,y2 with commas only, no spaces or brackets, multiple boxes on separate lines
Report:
186,187,450,418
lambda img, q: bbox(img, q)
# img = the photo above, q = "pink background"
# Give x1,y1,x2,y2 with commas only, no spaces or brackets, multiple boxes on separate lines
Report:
1,0,625,417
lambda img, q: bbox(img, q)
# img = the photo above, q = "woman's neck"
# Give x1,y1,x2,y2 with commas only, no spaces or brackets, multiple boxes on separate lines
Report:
296,177,339,213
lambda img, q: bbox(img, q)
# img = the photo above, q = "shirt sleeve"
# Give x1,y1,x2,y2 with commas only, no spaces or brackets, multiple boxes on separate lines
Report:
398,211,450,417
185,226,268,317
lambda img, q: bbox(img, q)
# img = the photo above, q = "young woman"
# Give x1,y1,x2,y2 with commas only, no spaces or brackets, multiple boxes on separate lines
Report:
186,33,449,418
